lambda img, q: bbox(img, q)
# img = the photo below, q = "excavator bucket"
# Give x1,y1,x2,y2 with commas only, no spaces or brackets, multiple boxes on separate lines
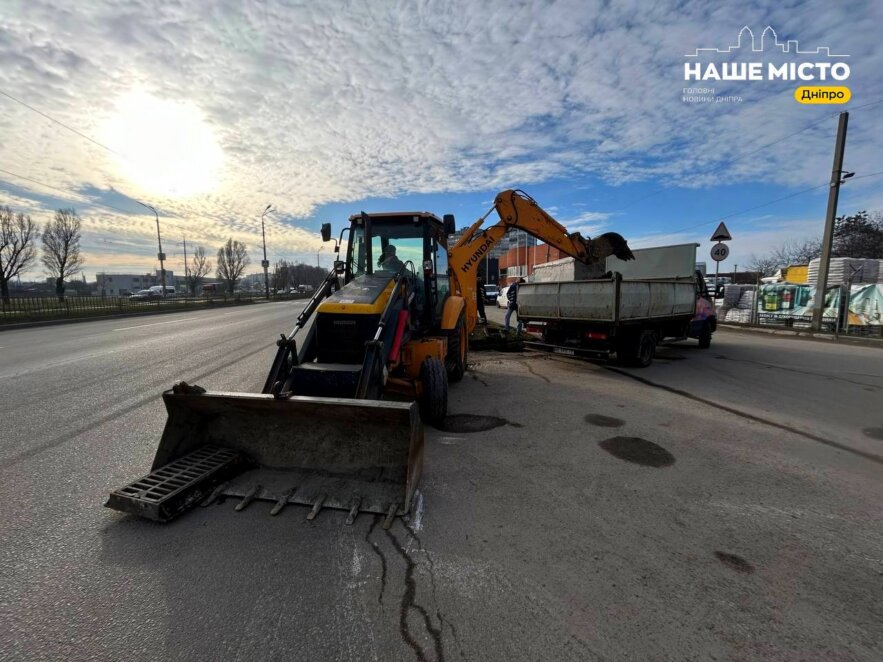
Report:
106,388,423,526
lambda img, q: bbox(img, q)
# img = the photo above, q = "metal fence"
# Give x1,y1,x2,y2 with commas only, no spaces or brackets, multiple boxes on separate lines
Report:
0,292,310,325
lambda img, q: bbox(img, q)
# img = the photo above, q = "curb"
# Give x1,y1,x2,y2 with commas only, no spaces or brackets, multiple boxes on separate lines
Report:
718,323,883,349
0,298,268,332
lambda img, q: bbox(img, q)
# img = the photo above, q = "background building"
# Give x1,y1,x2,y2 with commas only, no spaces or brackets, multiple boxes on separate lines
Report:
95,270,177,296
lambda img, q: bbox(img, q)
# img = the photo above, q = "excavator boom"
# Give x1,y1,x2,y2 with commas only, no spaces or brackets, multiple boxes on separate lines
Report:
450,189,634,332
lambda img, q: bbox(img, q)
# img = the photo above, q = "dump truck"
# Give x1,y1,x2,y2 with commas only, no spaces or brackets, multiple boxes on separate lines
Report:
519,243,715,366
106,190,633,526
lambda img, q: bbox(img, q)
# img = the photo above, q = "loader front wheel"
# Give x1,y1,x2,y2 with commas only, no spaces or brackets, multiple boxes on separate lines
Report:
446,312,468,383
419,357,448,427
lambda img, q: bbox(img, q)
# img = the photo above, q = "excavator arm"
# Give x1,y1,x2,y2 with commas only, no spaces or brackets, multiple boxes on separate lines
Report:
449,189,634,332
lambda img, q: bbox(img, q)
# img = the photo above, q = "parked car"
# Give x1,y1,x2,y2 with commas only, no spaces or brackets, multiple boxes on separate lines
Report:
129,289,160,301
496,285,511,308
483,284,499,304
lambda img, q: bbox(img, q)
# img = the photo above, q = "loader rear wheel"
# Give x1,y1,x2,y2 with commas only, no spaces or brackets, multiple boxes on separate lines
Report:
419,357,448,427
446,312,468,383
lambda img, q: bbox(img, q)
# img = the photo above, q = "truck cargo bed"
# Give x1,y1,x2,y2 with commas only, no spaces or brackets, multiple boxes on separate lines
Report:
518,278,696,323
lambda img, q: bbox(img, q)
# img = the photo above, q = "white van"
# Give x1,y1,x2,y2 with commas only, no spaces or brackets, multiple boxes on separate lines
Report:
148,286,176,297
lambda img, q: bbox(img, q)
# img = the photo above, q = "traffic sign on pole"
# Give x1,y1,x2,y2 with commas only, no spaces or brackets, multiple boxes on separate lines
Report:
710,242,729,262
710,222,732,242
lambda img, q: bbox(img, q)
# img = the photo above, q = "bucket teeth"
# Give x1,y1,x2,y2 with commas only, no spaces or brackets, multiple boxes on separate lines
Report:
344,497,362,525
382,503,398,530
234,485,263,511
201,481,230,507
306,493,327,521
269,488,296,516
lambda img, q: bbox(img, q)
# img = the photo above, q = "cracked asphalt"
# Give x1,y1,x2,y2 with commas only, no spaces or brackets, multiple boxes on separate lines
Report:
2,303,883,660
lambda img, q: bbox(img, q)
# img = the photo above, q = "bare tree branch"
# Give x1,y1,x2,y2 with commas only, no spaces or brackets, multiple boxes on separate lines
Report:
41,208,85,299
216,239,250,293
0,206,38,303
187,246,212,295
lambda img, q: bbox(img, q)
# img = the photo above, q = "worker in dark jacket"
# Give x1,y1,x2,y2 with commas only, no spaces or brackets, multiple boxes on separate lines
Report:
476,275,487,324
504,278,525,332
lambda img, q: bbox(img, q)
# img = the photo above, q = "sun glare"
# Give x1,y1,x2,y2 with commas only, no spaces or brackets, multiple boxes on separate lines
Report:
102,90,224,198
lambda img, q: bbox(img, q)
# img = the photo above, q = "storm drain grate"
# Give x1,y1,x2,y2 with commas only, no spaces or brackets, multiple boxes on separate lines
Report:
106,445,246,521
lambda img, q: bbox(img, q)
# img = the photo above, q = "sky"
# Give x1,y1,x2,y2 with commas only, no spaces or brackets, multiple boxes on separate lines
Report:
1,0,881,280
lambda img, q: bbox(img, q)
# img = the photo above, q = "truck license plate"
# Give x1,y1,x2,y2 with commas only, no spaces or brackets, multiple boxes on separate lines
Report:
553,347,575,356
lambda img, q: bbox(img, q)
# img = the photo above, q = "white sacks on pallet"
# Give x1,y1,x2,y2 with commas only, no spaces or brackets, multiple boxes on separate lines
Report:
807,258,880,286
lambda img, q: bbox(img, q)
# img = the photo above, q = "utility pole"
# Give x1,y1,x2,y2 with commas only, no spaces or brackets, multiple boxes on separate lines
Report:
261,204,273,299
182,236,189,296
134,200,166,296
811,111,849,332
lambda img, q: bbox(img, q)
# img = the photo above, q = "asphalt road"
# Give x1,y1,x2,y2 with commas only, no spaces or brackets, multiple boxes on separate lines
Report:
2,304,882,661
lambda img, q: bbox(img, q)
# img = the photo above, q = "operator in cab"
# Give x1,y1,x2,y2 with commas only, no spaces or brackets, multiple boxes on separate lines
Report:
378,244,404,272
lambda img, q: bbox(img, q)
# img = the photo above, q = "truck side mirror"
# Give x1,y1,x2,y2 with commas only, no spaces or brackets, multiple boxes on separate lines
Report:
443,214,455,235
321,223,332,242
334,260,346,275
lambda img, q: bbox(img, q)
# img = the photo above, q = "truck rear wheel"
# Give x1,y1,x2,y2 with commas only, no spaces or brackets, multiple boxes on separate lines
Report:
446,312,467,383
419,357,448,426
635,330,656,367
617,330,656,367
698,323,712,349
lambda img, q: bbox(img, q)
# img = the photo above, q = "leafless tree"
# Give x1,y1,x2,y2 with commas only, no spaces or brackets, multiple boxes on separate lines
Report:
41,208,85,300
0,206,38,304
187,246,212,295
770,238,822,267
745,253,779,277
217,239,250,293
272,259,291,292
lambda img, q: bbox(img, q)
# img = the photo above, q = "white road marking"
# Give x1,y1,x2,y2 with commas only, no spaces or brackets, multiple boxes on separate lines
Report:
113,317,198,331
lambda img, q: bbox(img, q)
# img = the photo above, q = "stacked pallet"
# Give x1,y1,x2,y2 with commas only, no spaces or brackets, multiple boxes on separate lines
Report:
717,285,756,323
723,287,755,324
807,258,880,285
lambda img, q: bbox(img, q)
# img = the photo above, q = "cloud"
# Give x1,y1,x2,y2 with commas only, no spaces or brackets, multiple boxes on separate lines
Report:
0,0,880,277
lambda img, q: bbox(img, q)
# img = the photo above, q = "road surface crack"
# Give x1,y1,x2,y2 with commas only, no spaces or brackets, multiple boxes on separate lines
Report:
517,359,551,383
365,515,387,607
386,527,445,662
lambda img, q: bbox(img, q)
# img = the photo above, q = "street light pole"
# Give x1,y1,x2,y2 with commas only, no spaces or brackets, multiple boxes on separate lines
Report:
261,204,273,299
134,200,166,296
317,246,322,268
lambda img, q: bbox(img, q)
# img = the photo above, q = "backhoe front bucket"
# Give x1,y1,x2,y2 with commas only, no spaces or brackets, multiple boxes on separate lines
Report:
106,389,423,525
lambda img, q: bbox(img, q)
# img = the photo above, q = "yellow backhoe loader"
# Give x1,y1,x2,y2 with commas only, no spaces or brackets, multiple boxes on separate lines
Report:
106,190,633,526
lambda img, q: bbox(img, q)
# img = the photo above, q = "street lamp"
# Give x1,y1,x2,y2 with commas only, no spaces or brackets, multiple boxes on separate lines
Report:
133,199,166,296
261,204,273,299
317,246,323,268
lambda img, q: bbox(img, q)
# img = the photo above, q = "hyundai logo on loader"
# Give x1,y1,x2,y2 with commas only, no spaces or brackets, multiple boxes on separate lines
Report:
460,236,496,273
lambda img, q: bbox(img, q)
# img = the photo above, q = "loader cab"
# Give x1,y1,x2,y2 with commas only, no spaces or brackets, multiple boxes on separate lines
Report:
343,212,450,329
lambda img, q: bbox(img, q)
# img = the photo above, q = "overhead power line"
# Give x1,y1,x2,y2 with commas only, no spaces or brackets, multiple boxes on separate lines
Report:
0,89,120,155
607,98,883,214
0,167,189,233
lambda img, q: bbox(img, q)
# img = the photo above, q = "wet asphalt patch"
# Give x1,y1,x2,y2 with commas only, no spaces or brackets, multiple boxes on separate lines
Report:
584,414,625,428
714,551,755,574
598,436,675,467
437,414,516,433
